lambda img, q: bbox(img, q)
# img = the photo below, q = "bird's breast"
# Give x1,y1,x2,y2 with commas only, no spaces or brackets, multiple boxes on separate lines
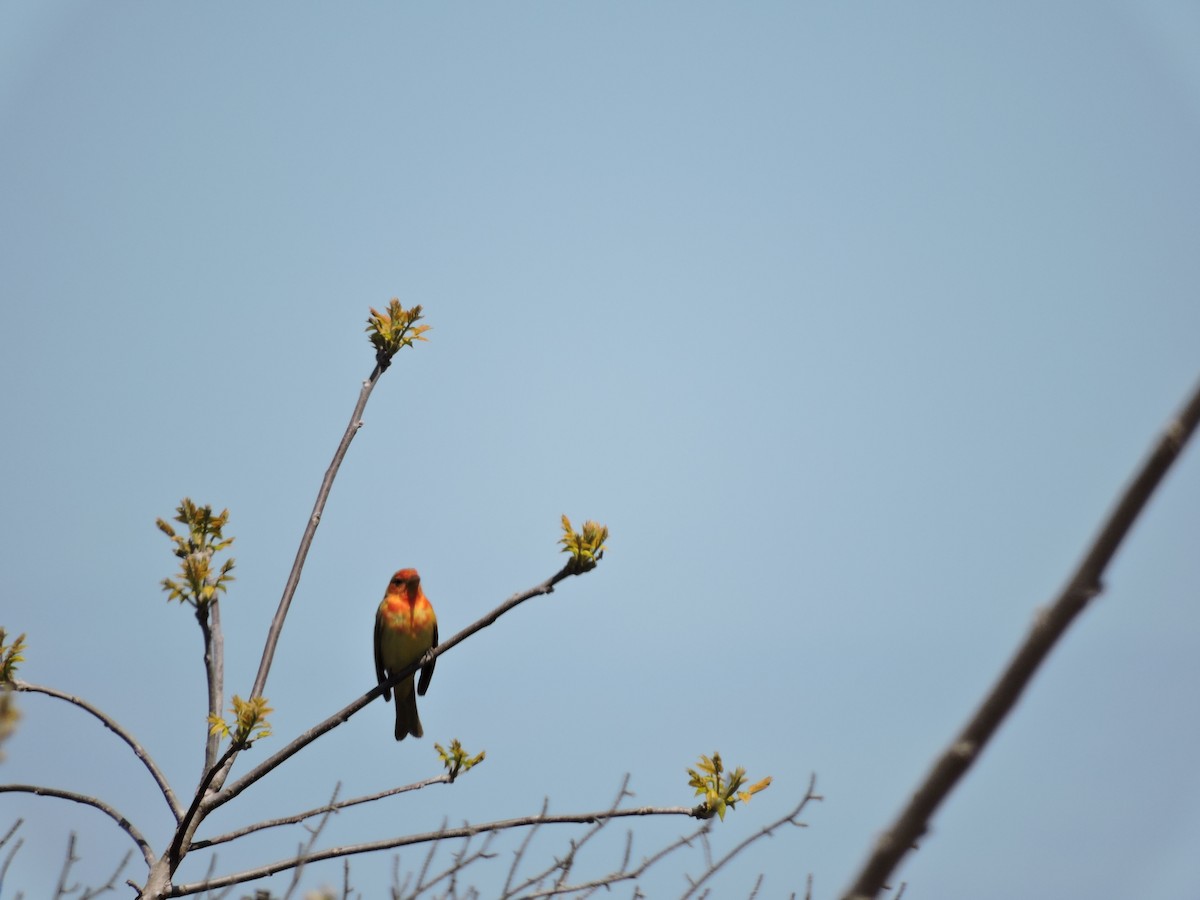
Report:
380,595,436,636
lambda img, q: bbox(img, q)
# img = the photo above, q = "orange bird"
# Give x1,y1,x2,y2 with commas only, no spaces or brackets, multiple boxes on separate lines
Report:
374,568,438,740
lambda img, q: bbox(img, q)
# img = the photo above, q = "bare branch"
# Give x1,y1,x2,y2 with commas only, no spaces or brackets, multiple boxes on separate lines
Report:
12,681,182,821
843,376,1200,899
0,819,23,888
0,786,153,869
192,775,450,851
81,847,133,899
413,818,444,895
520,819,715,899
554,776,633,892
502,797,548,896
53,831,79,900
415,829,498,897
250,363,387,704
166,740,241,874
199,599,225,776
282,784,341,900
170,804,698,896
505,777,633,897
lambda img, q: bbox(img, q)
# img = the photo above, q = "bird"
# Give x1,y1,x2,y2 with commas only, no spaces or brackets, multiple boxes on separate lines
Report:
374,568,438,740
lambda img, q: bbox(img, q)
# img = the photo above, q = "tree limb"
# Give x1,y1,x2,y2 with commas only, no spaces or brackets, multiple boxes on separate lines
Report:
249,364,386,703
199,599,225,776
191,774,451,850
0,784,154,869
842,376,1200,899
9,682,182,822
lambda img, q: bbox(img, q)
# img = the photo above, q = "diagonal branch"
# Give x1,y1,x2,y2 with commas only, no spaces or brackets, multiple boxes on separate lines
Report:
506,775,633,897
0,820,24,891
0,784,154,869
166,740,241,873
12,681,183,822
250,363,386,703
843,376,1200,899
281,783,341,900
190,774,451,850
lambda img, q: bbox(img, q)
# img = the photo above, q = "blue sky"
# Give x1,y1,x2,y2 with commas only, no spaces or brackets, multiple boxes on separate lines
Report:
3,3,1200,897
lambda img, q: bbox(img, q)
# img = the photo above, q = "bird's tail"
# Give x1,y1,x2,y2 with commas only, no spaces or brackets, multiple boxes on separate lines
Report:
393,682,423,741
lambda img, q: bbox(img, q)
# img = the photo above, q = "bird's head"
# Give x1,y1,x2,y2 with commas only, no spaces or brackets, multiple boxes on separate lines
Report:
390,568,421,590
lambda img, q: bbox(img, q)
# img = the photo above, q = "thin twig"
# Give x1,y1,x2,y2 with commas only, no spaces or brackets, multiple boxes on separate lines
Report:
0,785,154,868
250,364,386,703
191,775,450,850
508,777,633,898
553,777,632,892
81,847,132,899
282,783,341,900
53,832,79,899
416,829,498,897
12,682,183,821
502,798,548,897
842,376,1200,899
411,816,448,898
519,819,715,899
170,805,697,896
0,819,23,888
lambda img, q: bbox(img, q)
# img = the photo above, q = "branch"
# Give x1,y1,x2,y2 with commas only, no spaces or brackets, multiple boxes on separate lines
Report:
53,831,78,900
85,848,133,900
403,826,499,897
281,783,340,900
191,774,450,850
208,563,580,814
0,784,154,869
842,376,1200,899
10,682,182,822
249,363,386,703
505,776,632,896
519,819,710,899
199,599,225,775
170,804,697,896
167,740,241,872
0,819,23,889
53,831,132,900
517,778,820,899
502,797,550,896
